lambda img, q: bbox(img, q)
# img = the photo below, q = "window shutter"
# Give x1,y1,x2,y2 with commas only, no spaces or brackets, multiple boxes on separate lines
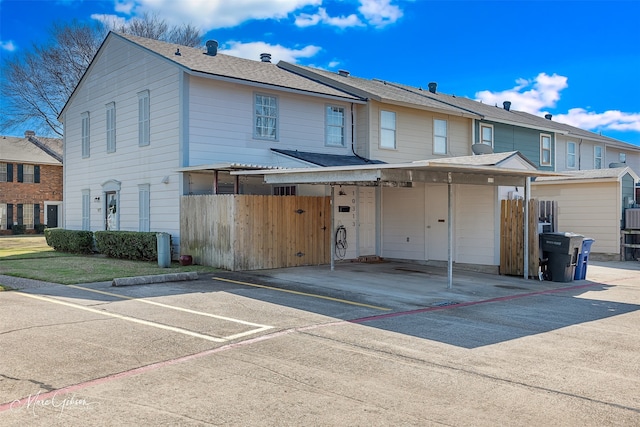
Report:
17,204,23,225
34,204,41,225
7,164,13,182
7,204,13,229
34,166,40,183
17,164,23,182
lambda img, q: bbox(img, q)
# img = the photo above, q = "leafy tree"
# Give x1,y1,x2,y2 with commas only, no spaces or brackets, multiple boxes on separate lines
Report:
1,14,203,137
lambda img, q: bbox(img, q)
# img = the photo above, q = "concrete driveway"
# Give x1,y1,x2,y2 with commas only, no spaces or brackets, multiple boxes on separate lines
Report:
1,260,639,426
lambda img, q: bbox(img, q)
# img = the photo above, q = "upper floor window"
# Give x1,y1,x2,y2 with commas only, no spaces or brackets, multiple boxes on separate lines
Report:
540,134,552,166
380,110,396,149
0,163,8,182
255,94,278,140
81,111,90,158
19,164,36,183
138,90,150,146
567,141,576,169
594,146,603,169
434,119,448,154
326,105,345,146
480,123,493,146
620,152,627,163
106,102,116,153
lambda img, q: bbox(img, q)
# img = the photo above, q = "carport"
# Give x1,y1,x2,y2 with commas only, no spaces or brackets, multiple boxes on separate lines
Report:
235,152,559,289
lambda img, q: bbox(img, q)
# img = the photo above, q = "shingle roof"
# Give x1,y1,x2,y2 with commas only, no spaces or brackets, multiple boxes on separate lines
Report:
272,149,386,167
114,33,362,101
422,151,523,166
278,63,480,117
0,135,63,165
533,166,639,182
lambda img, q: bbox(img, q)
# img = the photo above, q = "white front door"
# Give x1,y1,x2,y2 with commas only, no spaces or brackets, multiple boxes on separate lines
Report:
425,184,449,261
358,187,376,256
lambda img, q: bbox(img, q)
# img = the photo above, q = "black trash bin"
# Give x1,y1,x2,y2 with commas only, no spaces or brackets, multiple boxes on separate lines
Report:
540,232,584,282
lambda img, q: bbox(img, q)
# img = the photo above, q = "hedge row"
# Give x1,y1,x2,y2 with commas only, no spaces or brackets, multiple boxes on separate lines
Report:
44,228,94,253
44,229,170,261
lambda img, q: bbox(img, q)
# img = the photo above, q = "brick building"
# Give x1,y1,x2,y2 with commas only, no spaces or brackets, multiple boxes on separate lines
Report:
0,131,63,234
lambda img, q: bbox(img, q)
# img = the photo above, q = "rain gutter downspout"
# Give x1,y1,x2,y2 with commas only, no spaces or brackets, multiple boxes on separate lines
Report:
447,172,453,289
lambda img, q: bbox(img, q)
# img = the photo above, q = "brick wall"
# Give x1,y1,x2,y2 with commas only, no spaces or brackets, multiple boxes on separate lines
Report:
0,163,63,234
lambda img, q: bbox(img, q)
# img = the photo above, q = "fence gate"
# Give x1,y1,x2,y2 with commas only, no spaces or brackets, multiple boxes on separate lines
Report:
500,199,539,278
181,195,330,270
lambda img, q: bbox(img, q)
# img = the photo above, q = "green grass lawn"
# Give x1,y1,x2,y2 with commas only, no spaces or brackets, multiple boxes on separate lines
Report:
0,235,215,285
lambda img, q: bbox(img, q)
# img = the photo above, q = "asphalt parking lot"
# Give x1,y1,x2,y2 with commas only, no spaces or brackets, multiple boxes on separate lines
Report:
1,260,639,426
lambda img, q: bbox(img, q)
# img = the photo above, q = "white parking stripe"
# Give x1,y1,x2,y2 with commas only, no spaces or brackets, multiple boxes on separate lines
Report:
16,292,228,342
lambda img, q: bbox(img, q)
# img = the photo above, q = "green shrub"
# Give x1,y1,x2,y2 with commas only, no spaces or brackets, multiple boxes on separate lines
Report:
94,231,168,261
44,228,94,253
34,224,46,234
11,225,26,235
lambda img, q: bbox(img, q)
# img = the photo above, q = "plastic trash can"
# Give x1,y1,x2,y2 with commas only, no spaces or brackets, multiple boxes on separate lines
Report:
157,232,171,268
540,232,583,282
574,238,595,280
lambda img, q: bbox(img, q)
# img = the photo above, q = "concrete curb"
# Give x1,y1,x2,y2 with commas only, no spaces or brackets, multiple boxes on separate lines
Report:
112,272,199,287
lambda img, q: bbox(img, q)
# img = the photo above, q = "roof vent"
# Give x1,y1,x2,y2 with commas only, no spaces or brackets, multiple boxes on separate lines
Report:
545,113,552,120
503,101,511,111
205,40,218,56
428,82,437,93
260,53,271,63
174,48,181,56
338,69,350,77
24,130,36,138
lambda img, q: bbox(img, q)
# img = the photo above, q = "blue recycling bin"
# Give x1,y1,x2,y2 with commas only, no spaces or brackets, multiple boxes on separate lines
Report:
574,238,595,280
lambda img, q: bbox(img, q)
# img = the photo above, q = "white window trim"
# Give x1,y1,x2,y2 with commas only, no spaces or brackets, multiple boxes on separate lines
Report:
594,145,603,169
325,104,346,147
22,164,35,183
380,110,396,149
620,152,627,163
566,141,576,169
106,102,116,153
81,111,90,158
540,134,552,166
138,90,150,147
479,123,494,147
433,118,448,155
254,93,279,141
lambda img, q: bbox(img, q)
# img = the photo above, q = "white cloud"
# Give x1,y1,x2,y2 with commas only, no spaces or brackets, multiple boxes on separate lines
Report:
358,0,403,28
91,14,127,29
475,73,640,135
125,0,322,30
222,41,321,63
115,0,135,14
0,40,17,52
295,7,363,29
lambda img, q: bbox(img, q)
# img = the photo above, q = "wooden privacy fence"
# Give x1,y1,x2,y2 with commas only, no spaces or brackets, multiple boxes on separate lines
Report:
500,199,540,278
181,195,330,271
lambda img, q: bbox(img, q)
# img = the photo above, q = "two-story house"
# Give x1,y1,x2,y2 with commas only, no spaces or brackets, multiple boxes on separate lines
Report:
0,131,63,234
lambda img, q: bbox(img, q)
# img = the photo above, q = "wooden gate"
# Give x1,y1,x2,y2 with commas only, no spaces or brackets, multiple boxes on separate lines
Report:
181,195,330,270
500,199,539,277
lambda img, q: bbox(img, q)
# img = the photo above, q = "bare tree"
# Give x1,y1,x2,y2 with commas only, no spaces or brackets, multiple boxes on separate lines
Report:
1,15,203,137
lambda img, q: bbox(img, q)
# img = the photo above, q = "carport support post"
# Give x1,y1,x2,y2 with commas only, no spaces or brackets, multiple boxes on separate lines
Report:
524,177,530,280
447,173,453,289
330,185,335,271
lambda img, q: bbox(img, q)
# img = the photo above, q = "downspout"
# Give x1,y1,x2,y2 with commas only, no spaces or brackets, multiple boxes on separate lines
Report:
330,185,335,271
578,139,583,169
524,177,530,280
447,172,453,289
350,103,369,162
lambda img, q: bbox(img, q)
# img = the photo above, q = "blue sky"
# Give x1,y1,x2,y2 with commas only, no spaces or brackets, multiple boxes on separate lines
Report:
2,0,640,145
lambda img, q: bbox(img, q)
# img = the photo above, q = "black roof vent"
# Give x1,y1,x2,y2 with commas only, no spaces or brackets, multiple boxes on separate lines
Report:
545,113,553,120
260,53,271,63
205,40,218,56
503,101,511,111
338,69,350,77
428,82,437,93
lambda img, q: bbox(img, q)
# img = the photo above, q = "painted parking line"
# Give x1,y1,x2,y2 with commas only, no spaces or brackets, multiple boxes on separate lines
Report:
68,285,273,340
211,276,391,311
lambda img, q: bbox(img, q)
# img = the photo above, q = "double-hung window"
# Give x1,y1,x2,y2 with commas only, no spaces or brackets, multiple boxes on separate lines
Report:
81,112,90,158
138,90,150,146
138,184,150,232
106,102,116,153
567,141,576,168
380,110,396,149
480,123,493,146
594,146,603,169
434,119,448,154
0,163,8,182
620,153,627,163
255,94,278,140
22,164,35,183
326,106,345,146
81,190,90,230
540,134,552,166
